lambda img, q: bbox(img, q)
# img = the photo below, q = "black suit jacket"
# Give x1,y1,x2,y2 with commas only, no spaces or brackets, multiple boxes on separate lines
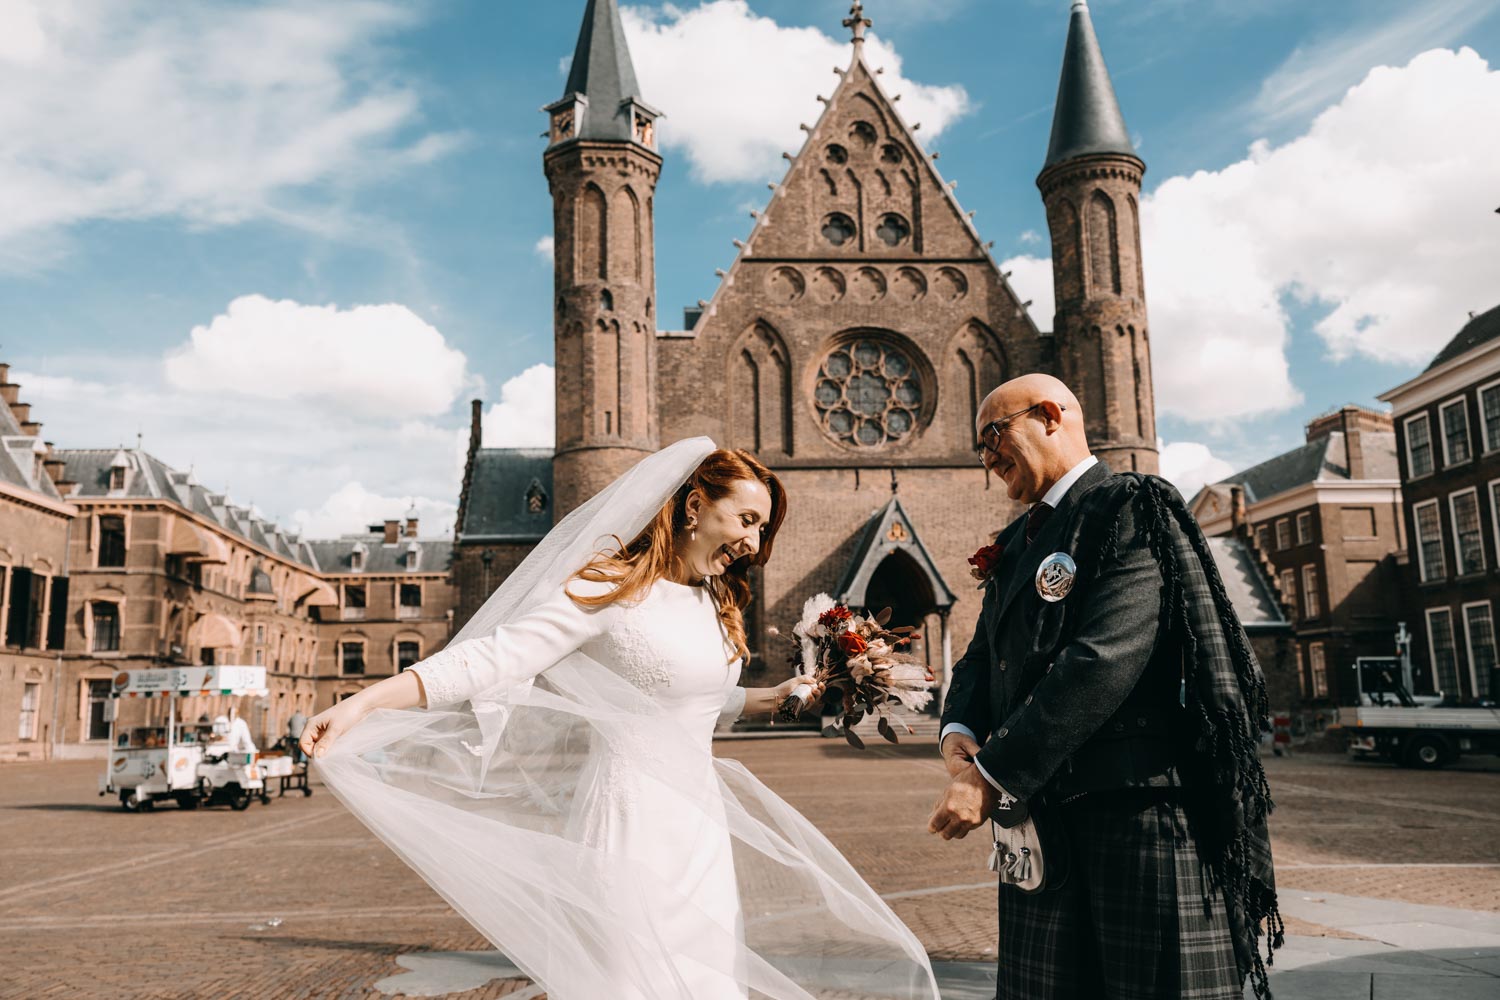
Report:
941,461,1188,802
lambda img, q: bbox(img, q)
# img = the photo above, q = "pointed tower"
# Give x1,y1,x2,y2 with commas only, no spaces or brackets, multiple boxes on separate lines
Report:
544,0,664,518
1038,0,1158,474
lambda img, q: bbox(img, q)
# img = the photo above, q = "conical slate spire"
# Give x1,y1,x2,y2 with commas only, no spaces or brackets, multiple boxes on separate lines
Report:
561,0,644,142
1043,0,1137,170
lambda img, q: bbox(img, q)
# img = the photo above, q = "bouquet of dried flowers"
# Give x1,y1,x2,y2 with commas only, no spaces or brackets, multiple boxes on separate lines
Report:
773,593,935,748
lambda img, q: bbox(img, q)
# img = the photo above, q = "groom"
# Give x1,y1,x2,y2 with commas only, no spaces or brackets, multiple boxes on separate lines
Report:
929,374,1280,999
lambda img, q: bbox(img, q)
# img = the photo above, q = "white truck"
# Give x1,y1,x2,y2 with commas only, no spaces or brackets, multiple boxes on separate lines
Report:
1335,657,1500,768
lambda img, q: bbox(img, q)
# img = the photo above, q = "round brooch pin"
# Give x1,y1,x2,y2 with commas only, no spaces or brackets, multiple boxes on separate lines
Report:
1034,552,1077,603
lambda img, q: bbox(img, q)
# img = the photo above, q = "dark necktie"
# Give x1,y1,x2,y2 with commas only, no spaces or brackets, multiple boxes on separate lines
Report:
1025,502,1053,545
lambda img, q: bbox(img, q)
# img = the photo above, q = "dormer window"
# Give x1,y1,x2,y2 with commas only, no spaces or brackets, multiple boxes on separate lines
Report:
544,93,587,146
634,111,654,147
109,466,126,491
526,480,549,515
349,545,365,571
620,97,661,150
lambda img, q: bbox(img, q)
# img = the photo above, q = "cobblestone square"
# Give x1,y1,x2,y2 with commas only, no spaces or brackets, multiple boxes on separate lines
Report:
2,742,1497,999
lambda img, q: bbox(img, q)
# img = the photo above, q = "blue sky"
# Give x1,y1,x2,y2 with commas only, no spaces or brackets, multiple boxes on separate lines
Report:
5,0,1498,535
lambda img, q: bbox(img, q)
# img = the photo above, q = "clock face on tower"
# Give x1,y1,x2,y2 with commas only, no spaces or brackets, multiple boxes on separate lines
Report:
812,337,928,449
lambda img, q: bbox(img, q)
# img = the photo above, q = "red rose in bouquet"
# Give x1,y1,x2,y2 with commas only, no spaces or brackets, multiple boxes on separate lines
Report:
836,631,868,656
968,542,1005,584
817,605,853,629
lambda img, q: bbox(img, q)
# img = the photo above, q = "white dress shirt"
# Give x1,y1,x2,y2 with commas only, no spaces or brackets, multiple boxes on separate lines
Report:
942,454,1098,798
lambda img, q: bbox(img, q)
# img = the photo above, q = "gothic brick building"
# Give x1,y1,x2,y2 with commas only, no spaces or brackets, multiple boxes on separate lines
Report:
454,0,1159,699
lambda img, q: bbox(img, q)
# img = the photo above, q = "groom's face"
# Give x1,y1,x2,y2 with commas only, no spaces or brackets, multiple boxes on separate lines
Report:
977,397,1052,505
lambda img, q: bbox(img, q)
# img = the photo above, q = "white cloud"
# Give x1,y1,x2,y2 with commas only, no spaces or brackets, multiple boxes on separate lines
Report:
292,482,456,539
1018,230,1041,245
1141,47,1500,421
163,295,470,419
480,364,555,448
0,0,458,265
621,1,970,184
534,235,555,260
1158,440,1236,501
999,254,1056,332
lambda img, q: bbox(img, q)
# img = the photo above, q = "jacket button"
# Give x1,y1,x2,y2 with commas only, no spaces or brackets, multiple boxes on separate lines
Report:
998,660,1008,672
1024,695,1034,705
1112,721,1125,733
1136,716,1147,728
997,727,1009,738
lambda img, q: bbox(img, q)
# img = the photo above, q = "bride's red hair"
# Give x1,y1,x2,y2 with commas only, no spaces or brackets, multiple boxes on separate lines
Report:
568,449,786,662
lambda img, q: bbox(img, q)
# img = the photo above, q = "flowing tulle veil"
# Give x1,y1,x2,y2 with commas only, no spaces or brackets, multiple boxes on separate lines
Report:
315,437,940,999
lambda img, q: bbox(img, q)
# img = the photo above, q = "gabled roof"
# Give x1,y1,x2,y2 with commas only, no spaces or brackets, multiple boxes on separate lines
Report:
684,34,1037,337
1205,536,1288,631
1043,1,1138,170
1209,430,1399,504
555,0,648,143
835,496,956,610
305,534,453,576
1426,303,1500,372
458,448,555,541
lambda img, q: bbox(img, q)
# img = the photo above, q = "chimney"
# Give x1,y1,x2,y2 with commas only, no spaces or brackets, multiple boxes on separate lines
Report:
1341,405,1366,480
1229,484,1247,529
383,520,399,544
0,364,8,383
21,419,41,437
10,401,30,425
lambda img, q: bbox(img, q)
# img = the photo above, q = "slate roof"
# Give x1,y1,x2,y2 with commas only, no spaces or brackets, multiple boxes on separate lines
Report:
1426,303,1500,371
0,398,66,504
1211,430,1399,504
304,534,453,576
556,0,647,143
55,448,320,568
1043,1,1138,169
1205,536,1288,631
458,449,555,541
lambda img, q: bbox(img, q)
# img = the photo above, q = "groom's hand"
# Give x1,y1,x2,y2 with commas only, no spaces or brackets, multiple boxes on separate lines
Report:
940,731,982,778
927,764,997,841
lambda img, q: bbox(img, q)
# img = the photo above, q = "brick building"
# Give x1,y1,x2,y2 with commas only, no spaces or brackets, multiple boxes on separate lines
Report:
1378,304,1500,701
0,365,77,761
1191,405,1404,706
306,518,455,706
455,0,1161,694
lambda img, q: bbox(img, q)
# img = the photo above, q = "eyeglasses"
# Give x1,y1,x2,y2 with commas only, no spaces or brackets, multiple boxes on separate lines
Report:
973,402,1065,460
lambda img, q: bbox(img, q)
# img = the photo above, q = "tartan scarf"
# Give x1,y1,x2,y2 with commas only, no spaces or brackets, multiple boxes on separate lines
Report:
1067,473,1285,998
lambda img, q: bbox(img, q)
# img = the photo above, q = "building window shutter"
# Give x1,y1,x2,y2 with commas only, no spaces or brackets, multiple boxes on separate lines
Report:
47,577,69,651
6,567,33,647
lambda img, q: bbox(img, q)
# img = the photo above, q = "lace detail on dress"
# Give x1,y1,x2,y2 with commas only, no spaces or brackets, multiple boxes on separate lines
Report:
609,619,673,692
411,638,490,708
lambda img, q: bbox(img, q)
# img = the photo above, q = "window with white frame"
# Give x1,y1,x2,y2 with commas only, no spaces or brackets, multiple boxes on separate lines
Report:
1295,511,1313,545
1463,602,1496,699
1481,380,1500,453
91,601,121,652
1413,499,1445,582
1275,519,1291,550
1449,488,1485,575
340,641,366,675
1301,565,1321,618
1309,642,1328,698
19,682,39,740
1441,397,1472,466
1279,569,1297,615
1426,607,1461,694
1256,524,1272,551
1405,413,1434,478
86,679,112,740
396,640,420,672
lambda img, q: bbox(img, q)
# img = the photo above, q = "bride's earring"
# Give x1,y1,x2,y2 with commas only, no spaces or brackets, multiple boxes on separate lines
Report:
688,518,697,542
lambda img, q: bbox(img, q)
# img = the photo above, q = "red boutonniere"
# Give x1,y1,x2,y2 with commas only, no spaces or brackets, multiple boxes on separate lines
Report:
968,542,1005,587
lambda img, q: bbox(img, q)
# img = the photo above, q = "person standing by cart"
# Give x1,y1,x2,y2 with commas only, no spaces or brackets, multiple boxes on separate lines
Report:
286,709,308,764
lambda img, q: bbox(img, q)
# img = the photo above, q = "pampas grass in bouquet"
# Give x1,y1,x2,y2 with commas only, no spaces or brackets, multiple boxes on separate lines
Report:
774,593,935,748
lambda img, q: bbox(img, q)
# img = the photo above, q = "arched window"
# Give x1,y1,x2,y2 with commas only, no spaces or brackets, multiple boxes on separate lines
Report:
92,602,121,652
1087,190,1121,294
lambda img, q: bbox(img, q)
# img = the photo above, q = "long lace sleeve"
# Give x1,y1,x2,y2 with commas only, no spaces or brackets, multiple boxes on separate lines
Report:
413,582,619,709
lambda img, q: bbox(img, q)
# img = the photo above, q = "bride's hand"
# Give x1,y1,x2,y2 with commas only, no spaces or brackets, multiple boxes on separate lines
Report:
300,697,369,759
773,674,824,716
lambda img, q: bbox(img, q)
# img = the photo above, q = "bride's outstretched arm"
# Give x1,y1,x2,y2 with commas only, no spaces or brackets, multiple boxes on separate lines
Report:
301,582,618,757
737,674,824,719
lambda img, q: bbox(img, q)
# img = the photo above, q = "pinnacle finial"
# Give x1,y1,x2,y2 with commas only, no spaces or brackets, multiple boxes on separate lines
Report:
843,1,871,45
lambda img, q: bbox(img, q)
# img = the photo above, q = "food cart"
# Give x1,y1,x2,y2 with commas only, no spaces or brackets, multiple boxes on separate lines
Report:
98,666,303,811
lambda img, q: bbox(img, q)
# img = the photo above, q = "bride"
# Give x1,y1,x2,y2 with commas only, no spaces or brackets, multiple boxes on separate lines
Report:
300,438,939,1000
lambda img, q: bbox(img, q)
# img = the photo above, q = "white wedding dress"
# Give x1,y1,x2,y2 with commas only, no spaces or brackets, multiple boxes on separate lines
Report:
315,438,938,1000
412,577,747,997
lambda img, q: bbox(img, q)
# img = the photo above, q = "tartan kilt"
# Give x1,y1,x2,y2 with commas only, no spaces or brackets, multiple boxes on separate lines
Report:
994,792,1243,1000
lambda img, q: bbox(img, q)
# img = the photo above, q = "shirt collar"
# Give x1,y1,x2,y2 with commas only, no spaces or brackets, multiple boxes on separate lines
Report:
1039,455,1098,510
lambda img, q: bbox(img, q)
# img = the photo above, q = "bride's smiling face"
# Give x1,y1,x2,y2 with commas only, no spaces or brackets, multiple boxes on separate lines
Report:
678,477,774,580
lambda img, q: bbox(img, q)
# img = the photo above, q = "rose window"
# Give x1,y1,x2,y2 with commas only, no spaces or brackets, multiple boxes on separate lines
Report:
813,340,925,448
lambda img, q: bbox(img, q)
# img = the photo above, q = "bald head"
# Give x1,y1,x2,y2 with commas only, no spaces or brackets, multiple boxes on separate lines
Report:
976,374,1093,504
